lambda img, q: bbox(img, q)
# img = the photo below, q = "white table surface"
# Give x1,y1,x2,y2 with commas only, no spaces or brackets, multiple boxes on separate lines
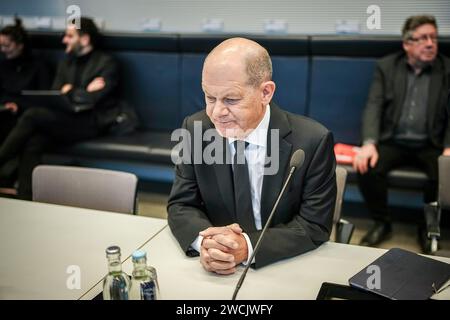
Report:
114,227,450,300
0,198,167,300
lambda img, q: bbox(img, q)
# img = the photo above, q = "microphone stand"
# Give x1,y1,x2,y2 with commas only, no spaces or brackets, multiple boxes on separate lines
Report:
232,165,297,300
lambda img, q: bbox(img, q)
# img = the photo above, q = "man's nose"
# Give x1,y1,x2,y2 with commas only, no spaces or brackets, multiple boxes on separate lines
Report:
213,101,229,117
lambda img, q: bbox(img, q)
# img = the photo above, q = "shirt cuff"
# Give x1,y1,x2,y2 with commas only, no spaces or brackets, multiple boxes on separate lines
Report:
363,139,377,146
242,233,255,266
190,235,204,253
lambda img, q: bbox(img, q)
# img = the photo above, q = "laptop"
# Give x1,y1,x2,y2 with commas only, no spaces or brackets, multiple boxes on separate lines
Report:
21,90,93,113
349,248,450,300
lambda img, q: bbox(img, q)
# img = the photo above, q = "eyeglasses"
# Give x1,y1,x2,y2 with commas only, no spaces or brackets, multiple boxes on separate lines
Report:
408,34,438,44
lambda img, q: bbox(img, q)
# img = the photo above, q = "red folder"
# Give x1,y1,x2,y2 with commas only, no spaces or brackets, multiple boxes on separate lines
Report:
334,143,361,165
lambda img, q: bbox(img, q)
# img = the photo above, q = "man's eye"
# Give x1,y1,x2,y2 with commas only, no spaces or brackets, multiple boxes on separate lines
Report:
206,97,216,103
225,99,239,104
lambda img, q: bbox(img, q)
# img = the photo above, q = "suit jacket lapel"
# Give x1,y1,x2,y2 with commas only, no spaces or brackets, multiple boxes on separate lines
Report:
393,61,407,125
80,51,97,86
260,104,292,226
426,60,443,133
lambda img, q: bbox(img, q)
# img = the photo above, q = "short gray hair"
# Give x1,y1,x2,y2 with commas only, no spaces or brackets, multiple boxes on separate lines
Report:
245,48,272,87
402,15,437,41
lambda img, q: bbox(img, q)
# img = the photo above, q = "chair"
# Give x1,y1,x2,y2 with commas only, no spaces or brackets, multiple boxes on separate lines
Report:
333,166,354,244
32,165,138,214
424,156,450,255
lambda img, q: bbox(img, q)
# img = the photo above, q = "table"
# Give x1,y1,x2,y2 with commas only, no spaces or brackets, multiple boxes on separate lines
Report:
107,227,450,300
0,198,167,299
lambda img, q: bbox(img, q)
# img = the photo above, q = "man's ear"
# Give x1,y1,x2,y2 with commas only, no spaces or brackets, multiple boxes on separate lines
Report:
80,34,91,47
402,40,409,53
260,81,276,105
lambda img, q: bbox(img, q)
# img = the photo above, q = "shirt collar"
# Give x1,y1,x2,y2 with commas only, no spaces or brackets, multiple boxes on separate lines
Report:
404,55,434,75
228,104,271,148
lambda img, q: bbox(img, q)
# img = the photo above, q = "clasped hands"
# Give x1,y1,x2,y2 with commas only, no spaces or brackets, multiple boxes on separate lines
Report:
199,223,248,275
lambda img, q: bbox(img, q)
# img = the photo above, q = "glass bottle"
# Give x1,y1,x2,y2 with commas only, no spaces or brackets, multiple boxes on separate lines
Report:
102,245,130,300
129,250,159,300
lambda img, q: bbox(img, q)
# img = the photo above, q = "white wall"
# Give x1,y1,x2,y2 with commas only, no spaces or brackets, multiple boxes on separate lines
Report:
1,0,449,35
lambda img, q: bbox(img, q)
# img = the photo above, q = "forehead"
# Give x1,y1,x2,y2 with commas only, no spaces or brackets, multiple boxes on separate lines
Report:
412,23,437,35
202,60,249,90
65,25,79,35
202,82,246,98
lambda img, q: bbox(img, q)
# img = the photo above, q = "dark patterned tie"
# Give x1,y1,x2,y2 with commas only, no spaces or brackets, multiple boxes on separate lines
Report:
233,140,256,232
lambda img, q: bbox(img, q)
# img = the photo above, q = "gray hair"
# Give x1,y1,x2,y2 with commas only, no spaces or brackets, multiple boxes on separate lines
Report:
245,48,272,87
402,15,437,41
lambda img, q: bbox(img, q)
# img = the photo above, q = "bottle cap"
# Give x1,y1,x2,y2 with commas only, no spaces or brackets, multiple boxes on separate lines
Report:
132,250,147,261
106,245,121,255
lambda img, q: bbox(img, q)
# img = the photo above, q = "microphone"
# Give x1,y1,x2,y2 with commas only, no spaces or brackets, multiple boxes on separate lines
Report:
232,149,305,300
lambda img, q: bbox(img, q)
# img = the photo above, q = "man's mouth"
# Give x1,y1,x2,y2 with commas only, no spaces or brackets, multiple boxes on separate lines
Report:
216,120,233,125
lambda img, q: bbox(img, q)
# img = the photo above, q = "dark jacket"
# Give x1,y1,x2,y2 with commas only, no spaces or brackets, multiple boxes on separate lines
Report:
362,52,450,148
52,50,120,129
167,104,337,269
0,52,51,111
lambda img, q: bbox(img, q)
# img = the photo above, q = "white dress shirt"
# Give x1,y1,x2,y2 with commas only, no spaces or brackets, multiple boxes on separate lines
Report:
191,105,271,265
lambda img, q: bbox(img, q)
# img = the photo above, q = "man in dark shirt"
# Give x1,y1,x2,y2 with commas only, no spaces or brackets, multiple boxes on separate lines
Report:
0,17,120,199
354,15,450,251
0,18,51,189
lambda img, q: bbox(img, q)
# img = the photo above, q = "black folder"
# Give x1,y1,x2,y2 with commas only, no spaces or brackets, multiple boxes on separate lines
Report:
349,248,450,300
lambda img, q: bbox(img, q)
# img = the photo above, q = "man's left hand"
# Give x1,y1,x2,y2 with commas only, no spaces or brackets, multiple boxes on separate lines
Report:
443,148,450,156
4,102,18,113
211,232,248,265
87,77,105,92
200,224,248,265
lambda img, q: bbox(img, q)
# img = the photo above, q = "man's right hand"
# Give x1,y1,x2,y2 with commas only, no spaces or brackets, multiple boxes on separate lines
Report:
200,245,236,275
353,143,379,174
61,83,73,94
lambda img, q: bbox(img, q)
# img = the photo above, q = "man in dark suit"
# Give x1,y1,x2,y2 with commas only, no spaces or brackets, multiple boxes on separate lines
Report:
354,15,450,249
0,17,120,199
168,38,336,273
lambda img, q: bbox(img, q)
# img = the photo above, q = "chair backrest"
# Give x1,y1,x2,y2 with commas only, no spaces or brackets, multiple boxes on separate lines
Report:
439,156,450,210
32,165,138,214
333,166,348,225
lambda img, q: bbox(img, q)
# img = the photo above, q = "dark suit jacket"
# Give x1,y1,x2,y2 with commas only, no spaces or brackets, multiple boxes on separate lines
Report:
362,52,450,148
167,104,337,269
52,50,120,129
0,52,51,111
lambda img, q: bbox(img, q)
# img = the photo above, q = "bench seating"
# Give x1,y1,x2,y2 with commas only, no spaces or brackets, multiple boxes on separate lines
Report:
27,32,450,189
